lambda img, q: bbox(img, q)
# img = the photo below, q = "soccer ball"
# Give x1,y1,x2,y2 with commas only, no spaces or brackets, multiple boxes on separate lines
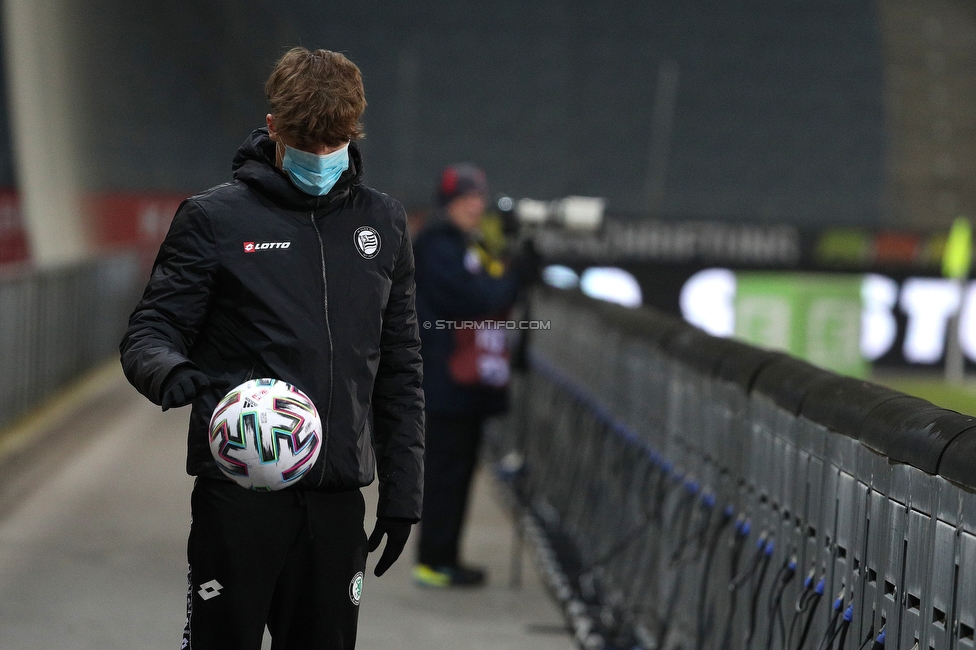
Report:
208,378,322,491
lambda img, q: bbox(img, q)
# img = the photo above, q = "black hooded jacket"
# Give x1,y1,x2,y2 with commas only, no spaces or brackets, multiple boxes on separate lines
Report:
120,128,425,520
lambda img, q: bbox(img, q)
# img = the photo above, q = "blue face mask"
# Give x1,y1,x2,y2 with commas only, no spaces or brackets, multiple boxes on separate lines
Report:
281,143,350,196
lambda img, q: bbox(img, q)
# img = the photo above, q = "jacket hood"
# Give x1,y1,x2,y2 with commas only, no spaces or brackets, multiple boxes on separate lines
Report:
231,126,364,212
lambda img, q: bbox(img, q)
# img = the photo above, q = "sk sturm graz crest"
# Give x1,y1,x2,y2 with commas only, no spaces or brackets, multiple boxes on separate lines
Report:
354,226,381,259
349,572,364,605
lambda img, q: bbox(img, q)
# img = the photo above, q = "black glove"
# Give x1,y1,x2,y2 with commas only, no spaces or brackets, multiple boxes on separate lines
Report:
367,517,414,577
160,366,211,411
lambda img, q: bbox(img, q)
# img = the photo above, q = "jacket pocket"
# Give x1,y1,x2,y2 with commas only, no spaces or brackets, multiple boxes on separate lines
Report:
358,414,376,484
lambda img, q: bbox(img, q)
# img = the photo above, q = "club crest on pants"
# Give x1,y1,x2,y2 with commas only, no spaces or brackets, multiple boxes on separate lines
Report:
349,571,364,605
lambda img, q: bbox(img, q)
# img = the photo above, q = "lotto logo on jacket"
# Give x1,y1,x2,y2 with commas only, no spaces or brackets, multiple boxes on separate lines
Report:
244,241,292,252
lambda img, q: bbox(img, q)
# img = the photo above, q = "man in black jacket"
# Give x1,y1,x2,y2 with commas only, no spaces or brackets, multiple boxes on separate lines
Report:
412,164,522,587
119,47,424,650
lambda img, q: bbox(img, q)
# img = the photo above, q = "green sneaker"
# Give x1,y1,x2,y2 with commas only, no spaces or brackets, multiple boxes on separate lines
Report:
413,564,451,587
413,564,487,588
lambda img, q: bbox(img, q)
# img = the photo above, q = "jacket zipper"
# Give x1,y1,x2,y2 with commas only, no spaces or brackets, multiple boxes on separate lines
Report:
310,212,334,486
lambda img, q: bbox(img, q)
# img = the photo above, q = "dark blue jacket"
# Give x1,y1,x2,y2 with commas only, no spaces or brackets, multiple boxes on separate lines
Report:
414,220,519,416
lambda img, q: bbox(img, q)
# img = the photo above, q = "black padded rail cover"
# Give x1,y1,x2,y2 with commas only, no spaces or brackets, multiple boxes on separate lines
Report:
597,298,688,347
662,327,740,375
799,377,907,440
938,427,976,490
859,397,976,474
716,344,786,392
751,355,837,415
542,285,689,347
535,284,593,314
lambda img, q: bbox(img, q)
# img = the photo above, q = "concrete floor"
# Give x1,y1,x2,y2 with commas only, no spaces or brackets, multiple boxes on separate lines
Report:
0,367,573,650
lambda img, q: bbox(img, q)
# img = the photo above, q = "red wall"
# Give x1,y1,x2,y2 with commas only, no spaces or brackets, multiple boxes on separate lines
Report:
0,190,185,268
0,189,28,266
84,193,184,267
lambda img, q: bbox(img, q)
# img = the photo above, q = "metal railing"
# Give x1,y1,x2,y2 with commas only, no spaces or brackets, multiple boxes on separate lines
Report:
493,286,976,650
0,254,143,430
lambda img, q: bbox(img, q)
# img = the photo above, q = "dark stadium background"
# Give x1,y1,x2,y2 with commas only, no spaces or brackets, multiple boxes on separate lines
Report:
0,0,891,223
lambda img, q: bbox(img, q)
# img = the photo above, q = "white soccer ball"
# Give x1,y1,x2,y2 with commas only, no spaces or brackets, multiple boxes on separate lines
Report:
208,378,322,491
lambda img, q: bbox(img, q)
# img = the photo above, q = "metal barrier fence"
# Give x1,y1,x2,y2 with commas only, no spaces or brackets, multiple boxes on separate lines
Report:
0,254,143,430
493,286,976,650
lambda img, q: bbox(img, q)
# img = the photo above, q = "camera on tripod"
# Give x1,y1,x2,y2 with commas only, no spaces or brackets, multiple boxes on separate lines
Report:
495,195,605,237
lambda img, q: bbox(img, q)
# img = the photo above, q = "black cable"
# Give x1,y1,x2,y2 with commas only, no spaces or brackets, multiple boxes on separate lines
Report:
855,624,876,650
620,464,691,619
763,560,792,649
794,578,825,650
582,507,658,570
775,557,800,650
776,597,789,650
869,627,886,649
836,622,850,650
718,518,752,649
672,489,713,567
744,537,775,648
695,504,735,650
786,570,816,648
639,452,669,524
578,454,676,578
672,491,717,567
815,590,845,650
764,555,797,650
834,604,854,650
653,478,706,650
816,611,840,650
650,460,677,524
667,479,702,565
731,530,769,589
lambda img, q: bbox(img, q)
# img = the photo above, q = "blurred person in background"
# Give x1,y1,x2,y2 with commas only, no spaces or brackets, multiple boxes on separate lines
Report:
412,163,533,587
120,47,424,649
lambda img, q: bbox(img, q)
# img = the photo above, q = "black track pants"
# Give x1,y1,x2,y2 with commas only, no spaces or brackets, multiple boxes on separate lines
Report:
417,413,484,567
182,478,368,650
